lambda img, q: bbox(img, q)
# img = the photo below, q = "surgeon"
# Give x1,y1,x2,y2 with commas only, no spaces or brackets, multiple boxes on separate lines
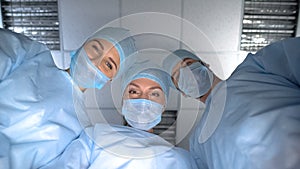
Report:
120,66,170,133
40,65,197,169
163,38,300,169
163,49,220,103
0,27,136,169
69,27,137,91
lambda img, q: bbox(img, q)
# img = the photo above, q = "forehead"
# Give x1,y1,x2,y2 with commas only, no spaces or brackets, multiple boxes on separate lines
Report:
85,38,114,48
128,78,162,90
171,58,198,75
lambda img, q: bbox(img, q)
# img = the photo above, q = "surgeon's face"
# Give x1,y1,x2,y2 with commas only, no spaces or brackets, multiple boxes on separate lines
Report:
83,38,120,79
171,58,198,90
123,78,166,106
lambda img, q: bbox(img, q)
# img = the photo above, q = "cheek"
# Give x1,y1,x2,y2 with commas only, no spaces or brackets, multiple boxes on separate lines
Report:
122,93,129,99
98,60,114,79
151,96,166,106
172,78,179,88
84,45,97,60
172,70,180,82
160,97,166,106
91,58,101,68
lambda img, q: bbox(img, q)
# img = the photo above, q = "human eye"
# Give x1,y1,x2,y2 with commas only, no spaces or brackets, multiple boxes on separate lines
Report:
186,61,193,66
88,40,102,54
105,61,113,70
128,89,136,94
151,92,160,97
128,88,140,95
150,89,164,98
148,89,165,104
91,44,99,51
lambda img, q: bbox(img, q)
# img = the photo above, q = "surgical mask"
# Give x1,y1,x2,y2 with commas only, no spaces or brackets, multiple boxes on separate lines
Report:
70,48,110,90
178,62,213,98
122,99,164,131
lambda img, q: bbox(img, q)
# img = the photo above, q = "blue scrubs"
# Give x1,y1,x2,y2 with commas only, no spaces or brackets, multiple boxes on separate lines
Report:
41,123,197,169
190,37,300,169
0,28,82,168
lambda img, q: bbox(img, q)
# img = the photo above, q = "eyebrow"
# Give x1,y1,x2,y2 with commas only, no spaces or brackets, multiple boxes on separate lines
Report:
183,58,192,62
128,82,140,88
128,82,163,91
108,57,118,70
93,39,118,70
183,58,203,65
94,39,104,50
149,86,163,91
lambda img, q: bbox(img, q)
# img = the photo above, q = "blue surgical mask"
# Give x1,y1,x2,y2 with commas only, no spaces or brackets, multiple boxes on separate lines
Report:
70,48,110,90
122,99,164,131
178,62,213,98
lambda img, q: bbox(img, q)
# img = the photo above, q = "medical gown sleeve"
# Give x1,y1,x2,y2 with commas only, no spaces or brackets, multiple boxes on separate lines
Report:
0,28,49,81
0,28,82,168
41,124,197,169
190,37,300,169
39,131,91,169
0,133,10,168
87,124,197,169
251,37,300,86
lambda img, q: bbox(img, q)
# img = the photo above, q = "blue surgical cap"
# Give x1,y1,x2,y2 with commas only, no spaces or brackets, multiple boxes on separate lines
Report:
163,49,201,75
121,65,170,104
87,27,137,67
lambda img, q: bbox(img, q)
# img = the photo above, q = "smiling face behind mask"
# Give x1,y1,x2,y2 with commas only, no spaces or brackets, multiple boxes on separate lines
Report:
84,39,120,79
70,38,120,91
122,78,166,132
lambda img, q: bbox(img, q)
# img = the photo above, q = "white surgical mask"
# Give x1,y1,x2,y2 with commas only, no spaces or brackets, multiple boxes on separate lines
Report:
70,48,110,90
122,99,164,131
178,62,213,98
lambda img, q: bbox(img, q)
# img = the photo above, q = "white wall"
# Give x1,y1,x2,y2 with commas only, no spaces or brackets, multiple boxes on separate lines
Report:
59,0,121,51
58,0,245,77
182,0,244,79
120,0,182,51
58,0,244,150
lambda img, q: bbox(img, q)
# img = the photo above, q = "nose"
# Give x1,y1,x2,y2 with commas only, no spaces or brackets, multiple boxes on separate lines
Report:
139,92,149,100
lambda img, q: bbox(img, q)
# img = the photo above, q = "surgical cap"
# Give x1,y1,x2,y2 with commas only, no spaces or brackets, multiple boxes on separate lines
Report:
163,49,201,75
121,65,170,104
86,27,137,67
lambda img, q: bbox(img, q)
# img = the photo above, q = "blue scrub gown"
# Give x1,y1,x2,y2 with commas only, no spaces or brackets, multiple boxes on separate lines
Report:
0,28,82,168
190,37,300,169
41,123,197,169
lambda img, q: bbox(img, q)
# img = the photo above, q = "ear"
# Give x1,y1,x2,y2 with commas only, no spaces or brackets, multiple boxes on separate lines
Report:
162,104,167,113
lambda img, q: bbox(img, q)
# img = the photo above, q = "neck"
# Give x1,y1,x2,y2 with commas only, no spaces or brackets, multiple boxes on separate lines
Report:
198,74,222,103
147,128,154,133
